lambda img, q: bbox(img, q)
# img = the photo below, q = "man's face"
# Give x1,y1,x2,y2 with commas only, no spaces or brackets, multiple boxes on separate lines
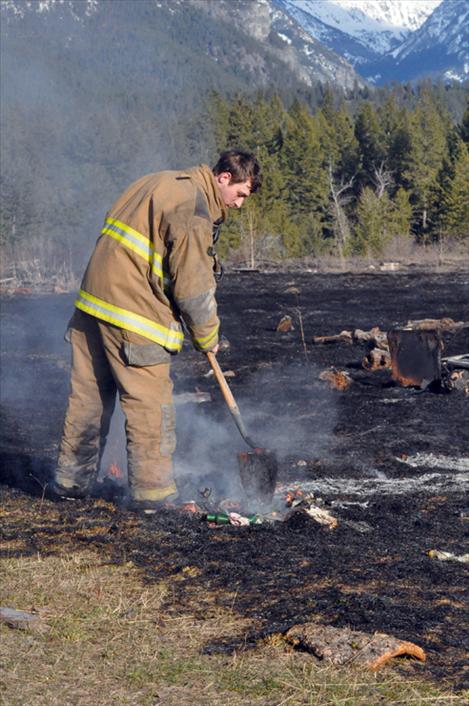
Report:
215,172,252,209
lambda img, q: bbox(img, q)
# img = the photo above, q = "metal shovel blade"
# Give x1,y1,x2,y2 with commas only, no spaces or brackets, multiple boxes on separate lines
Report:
237,448,278,510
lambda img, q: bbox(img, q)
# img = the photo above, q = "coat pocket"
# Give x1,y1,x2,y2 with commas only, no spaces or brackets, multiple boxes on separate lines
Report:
122,340,171,366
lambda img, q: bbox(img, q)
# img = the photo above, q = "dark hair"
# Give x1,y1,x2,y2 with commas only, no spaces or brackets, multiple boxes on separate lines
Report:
213,149,262,193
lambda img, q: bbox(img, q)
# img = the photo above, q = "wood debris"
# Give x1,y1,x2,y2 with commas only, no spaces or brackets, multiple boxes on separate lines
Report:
283,623,426,671
353,326,388,350
312,331,352,345
449,369,469,394
428,549,469,564
174,391,212,404
405,318,466,332
0,607,49,632
318,368,352,391
362,347,391,371
276,315,294,333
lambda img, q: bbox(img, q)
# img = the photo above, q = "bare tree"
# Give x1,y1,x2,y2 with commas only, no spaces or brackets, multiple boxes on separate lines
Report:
328,162,355,268
372,161,394,199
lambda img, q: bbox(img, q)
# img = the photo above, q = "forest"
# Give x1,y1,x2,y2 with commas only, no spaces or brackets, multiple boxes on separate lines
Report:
209,84,469,265
1,67,468,279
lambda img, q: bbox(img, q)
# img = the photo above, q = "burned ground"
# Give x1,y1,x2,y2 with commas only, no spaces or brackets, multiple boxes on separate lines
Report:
1,271,468,692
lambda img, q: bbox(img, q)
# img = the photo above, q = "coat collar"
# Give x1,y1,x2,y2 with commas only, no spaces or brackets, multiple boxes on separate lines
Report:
186,164,227,224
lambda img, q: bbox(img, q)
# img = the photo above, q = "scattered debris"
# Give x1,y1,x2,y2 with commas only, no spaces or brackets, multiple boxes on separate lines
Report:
379,262,400,272
362,347,391,371
285,489,338,529
388,328,442,388
353,326,388,350
203,370,235,380
448,369,469,394
318,368,352,391
283,623,426,670
204,512,262,526
342,519,373,533
427,550,469,564
276,315,294,333
405,318,466,332
445,353,469,370
312,331,352,345
177,501,202,514
397,453,469,472
0,607,47,632
218,337,231,352
174,391,212,404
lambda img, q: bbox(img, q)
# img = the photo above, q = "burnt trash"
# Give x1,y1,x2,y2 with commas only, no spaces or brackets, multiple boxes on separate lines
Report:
387,327,443,390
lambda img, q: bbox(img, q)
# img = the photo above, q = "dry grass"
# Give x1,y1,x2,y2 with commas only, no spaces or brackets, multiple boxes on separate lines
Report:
1,551,466,706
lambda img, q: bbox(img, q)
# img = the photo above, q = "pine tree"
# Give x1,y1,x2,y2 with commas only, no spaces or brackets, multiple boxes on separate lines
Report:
404,91,449,235
438,138,469,240
354,102,386,190
279,102,329,254
389,187,413,238
354,187,392,257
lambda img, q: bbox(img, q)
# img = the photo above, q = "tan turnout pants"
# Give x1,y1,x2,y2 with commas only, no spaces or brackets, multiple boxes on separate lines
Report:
56,310,177,501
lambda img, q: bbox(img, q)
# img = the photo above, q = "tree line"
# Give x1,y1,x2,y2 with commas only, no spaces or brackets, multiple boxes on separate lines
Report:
208,85,469,264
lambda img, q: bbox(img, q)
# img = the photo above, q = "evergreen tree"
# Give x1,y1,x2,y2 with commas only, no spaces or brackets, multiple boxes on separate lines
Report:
279,102,329,254
389,187,413,238
404,91,449,235
354,187,392,257
354,102,386,190
438,137,469,240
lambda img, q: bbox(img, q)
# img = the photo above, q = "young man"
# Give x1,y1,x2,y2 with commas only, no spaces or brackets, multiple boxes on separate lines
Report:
52,150,261,511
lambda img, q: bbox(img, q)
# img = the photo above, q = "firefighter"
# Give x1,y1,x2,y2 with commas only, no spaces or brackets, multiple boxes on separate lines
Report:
51,150,261,511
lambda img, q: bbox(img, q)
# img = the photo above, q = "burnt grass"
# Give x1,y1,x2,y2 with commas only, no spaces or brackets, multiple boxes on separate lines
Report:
1,271,469,690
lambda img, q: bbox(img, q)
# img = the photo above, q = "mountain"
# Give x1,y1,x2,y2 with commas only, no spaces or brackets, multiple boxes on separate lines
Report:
1,0,362,91
0,0,363,272
275,0,468,84
275,0,442,63
387,0,469,83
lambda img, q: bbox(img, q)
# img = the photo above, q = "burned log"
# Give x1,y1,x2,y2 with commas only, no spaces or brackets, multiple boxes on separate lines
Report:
353,326,389,350
387,328,443,388
405,318,466,332
312,331,352,345
362,347,391,371
284,623,426,671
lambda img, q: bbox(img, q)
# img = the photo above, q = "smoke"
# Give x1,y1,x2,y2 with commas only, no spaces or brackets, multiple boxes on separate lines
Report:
171,360,338,506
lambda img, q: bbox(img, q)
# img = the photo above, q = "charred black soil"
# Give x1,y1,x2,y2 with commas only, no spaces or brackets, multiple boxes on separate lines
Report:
1,272,468,690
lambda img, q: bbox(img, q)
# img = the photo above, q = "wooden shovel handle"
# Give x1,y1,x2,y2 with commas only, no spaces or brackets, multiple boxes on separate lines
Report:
206,351,257,448
206,351,238,412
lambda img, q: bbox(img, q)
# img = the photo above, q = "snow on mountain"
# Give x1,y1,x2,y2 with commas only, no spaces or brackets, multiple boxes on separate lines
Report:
388,0,469,82
276,0,442,57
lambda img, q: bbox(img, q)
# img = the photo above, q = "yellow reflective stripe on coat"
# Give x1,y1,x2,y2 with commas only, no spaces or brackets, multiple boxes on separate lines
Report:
101,217,164,280
194,324,220,351
75,289,184,351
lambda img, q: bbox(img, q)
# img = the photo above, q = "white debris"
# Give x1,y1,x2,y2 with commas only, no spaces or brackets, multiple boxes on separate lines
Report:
397,453,469,472
428,550,469,564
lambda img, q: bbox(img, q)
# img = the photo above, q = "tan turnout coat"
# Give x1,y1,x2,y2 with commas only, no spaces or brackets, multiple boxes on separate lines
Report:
76,164,226,358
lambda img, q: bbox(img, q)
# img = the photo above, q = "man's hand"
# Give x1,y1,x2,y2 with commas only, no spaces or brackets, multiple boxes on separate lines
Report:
209,344,219,355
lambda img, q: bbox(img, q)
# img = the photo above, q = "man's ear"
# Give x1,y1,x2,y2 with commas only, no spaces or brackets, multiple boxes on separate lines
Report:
217,171,232,185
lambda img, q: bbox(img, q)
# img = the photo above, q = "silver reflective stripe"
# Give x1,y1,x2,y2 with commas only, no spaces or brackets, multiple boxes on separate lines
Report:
75,289,183,351
102,217,165,280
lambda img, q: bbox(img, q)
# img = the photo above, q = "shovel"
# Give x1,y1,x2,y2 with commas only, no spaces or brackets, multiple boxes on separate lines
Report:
206,351,278,508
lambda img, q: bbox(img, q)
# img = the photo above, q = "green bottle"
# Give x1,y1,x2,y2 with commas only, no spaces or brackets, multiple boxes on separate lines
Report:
206,513,230,524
